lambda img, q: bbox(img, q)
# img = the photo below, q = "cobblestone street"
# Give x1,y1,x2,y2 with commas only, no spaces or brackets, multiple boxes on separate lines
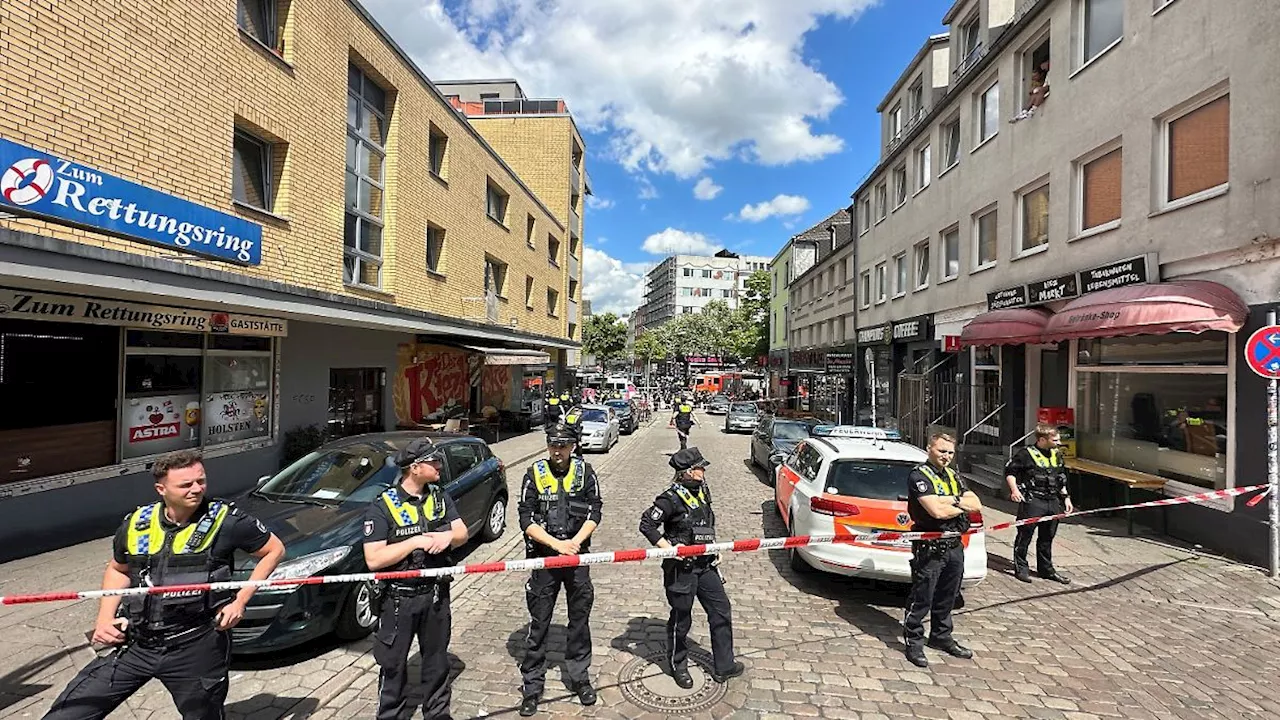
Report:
4,416,1280,719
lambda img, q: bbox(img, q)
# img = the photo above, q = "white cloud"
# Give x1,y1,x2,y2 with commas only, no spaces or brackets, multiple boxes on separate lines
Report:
583,247,650,315
732,193,811,222
693,177,723,201
362,0,870,178
637,177,660,200
586,195,615,210
640,228,719,256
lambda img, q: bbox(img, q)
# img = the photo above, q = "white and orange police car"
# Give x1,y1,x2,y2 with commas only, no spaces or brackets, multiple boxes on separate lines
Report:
773,426,987,586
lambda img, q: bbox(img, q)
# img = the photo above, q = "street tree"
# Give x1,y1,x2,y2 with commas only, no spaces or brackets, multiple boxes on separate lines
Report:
582,312,628,367
633,330,668,386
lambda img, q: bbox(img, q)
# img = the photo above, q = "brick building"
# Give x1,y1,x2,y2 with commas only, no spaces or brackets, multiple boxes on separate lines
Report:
0,0,584,556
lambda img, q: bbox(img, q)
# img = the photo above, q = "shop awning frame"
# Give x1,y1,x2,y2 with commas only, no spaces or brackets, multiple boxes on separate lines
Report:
1039,280,1247,343
462,345,551,366
958,308,1053,348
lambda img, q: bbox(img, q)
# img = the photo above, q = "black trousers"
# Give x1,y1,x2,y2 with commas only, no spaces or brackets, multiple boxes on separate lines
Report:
1013,496,1061,574
44,626,229,720
676,424,692,450
903,542,964,652
521,566,594,696
373,585,452,720
663,560,735,675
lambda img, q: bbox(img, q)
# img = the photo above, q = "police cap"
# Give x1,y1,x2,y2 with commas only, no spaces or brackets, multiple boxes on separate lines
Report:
545,423,578,445
669,447,711,472
395,437,445,467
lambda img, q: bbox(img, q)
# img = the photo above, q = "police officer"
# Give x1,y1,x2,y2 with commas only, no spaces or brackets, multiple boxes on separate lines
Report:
560,402,586,458
669,396,698,450
362,437,468,720
903,433,981,669
517,423,604,716
639,448,744,688
44,450,285,720
545,390,563,426
1006,424,1073,584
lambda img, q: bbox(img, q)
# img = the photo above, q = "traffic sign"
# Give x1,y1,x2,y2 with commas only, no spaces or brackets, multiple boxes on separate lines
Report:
1245,325,1280,378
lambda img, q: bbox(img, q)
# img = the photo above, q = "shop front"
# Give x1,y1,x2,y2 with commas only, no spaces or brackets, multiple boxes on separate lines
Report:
787,348,824,416
854,324,893,428
822,346,855,424
767,348,788,399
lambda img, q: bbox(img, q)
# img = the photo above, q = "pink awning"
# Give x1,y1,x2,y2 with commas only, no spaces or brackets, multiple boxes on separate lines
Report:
959,308,1052,348
1040,280,1247,343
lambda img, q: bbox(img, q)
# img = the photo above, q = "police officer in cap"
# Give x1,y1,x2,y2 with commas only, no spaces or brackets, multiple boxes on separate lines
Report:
669,396,698,450
903,433,981,669
560,401,586,459
639,448,744,688
44,450,285,720
363,437,468,720
1006,424,1073,584
517,423,604,716
545,389,563,426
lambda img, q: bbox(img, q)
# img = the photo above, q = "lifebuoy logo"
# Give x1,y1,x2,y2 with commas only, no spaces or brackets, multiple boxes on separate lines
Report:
1,157,54,206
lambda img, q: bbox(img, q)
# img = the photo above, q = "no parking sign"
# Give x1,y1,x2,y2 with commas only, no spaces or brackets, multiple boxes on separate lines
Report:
1244,325,1280,378
1245,320,1280,578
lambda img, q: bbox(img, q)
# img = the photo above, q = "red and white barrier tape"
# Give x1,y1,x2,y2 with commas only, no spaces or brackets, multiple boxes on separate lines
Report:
0,484,1265,606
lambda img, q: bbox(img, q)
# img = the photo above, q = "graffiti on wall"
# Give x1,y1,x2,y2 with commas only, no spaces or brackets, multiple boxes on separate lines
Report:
394,344,470,424
482,366,512,409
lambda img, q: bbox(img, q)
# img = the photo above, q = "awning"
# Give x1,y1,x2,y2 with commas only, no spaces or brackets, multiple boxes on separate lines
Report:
463,345,551,366
1040,280,1247,343
959,308,1052,348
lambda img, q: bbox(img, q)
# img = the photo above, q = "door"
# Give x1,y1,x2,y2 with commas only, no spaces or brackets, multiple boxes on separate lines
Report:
328,368,384,439
443,440,487,528
1039,344,1068,409
753,417,773,463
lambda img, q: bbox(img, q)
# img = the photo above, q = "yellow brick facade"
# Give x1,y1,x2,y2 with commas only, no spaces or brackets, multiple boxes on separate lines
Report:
0,0,572,342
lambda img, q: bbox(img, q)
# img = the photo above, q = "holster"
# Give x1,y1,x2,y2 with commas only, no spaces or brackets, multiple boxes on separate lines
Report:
369,581,387,616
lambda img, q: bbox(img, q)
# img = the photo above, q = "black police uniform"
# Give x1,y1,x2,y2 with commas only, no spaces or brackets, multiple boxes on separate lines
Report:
516,454,603,703
639,449,739,683
45,499,270,720
1006,445,1070,582
903,462,970,660
363,480,461,720
545,395,563,425
559,407,586,458
671,402,695,450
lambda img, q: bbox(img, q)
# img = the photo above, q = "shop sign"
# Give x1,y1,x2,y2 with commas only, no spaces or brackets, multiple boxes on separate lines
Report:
790,348,825,370
1027,273,1080,305
0,288,287,336
685,355,723,364
0,138,262,265
203,391,271,445
943,335,961,352
986,254,1157,310
1078,254,1155,294
988,285,1029,311
123,394,201,458
856,323,890,345
891,315,931,343
825,351,854,374
768,350,786,368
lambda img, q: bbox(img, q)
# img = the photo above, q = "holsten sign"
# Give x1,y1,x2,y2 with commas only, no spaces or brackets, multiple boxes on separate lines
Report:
0,138,261,265
0,288,288,337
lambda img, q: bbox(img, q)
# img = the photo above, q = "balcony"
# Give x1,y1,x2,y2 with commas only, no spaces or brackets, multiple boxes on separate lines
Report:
447,97,569,117
567,298,579,324
571,163,581,193
570,205,581,236
953,42,986,81
568,252,580,281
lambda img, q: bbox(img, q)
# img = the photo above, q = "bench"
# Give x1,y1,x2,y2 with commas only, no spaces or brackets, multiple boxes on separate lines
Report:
1064,457,1168,535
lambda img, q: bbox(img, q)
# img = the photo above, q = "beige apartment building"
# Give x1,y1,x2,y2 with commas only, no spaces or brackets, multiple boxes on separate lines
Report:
790,0,1280,564
0,0,584,557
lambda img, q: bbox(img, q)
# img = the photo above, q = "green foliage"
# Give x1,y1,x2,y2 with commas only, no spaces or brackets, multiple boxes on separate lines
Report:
634,330,668,362
583,312,628,365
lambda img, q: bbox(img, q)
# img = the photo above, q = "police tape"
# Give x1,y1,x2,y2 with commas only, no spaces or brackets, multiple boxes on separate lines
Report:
0,484,1265,606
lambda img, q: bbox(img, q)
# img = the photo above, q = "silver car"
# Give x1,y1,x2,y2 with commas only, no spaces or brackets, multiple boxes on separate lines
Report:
725,402,760,433
576,404,620,452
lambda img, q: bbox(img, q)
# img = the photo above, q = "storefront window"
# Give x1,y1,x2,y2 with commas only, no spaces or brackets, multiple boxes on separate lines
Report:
203,339,273,446
1076,334,1228,489
970,346,1001,443
122,333,203,459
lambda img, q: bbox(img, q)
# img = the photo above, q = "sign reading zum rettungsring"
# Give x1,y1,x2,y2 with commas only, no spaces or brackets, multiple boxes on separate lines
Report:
0,138,261,265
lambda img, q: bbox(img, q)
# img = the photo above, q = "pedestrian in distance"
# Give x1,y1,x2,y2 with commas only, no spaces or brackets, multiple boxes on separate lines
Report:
669,396,698,450
902,433,981,669
517,424,604,716
639,448,744,688
1006,424,1073,584
43,450,285,720
362,437,468,720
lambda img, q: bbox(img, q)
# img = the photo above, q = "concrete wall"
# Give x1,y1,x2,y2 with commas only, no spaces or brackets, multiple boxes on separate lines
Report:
435,80,525,101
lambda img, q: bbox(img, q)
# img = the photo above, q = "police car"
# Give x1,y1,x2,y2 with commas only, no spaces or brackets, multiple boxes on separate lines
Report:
773,426,987,586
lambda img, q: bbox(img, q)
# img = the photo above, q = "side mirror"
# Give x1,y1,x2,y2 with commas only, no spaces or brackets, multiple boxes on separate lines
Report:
769,453,785,467
255,474,271,488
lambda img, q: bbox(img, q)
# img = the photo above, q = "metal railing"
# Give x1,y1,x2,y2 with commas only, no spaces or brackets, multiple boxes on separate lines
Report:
1008,428,1036,459
953,42,986,81
962,402,1004,445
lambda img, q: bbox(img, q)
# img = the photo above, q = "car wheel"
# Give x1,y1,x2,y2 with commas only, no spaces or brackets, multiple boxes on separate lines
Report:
788,522,811,574
335,581,378,641
481,493,507,542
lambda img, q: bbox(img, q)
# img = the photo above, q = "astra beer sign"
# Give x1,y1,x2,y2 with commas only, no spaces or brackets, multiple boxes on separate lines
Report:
0,138,262,265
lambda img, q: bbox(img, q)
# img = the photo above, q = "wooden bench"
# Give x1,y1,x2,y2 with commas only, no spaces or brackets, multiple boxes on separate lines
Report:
1064,457,1168,535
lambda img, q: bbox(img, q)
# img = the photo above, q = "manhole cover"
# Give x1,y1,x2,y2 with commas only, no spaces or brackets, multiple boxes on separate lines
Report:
617,649,728,714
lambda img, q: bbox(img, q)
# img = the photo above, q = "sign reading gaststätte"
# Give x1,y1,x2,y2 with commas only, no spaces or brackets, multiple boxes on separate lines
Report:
0,288,288,336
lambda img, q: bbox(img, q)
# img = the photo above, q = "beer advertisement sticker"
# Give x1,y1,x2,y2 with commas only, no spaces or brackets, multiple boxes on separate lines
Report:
123,394,201,458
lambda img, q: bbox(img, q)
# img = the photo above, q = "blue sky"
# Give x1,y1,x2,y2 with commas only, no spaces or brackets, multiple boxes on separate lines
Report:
364,0,953,314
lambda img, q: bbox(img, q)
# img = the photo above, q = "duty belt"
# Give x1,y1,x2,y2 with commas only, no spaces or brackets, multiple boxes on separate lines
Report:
388,579,439,594
131,621,215,648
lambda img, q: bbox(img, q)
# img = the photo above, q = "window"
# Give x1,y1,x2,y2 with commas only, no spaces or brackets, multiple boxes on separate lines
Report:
1082,0,1123,65
893,253,907,297
859,271,871,308
1020,35,1051,115
428,123,448,178
942,116,961,169
548,235,561,265
484,256,508,297
680,287,693,296
874,262,887,303
682,306,693,314
203,337,273,447
875,183,888,221
425,224,445,274
961,15,980,57
1018,181,1050,253
942,227,960,280
444,442,484,479
479,92,500,101
1162,92,1229,207
232,129,272,212
976,80,999,145
683,268,694,277
1076,333,1229,489
914,240,930,289
909,79,924,118
237,0,282,52
525,276,535,307
1077,146,1122,234
701,269,712,278
569,234,580,258
546,288,559,316
859,196,871,234
486,181,509,224
916,144,931,191
890,103,903,140
974,208,997,268
525,215,536,249
892,164,907,208
721,289,732,298
345,64,387,288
